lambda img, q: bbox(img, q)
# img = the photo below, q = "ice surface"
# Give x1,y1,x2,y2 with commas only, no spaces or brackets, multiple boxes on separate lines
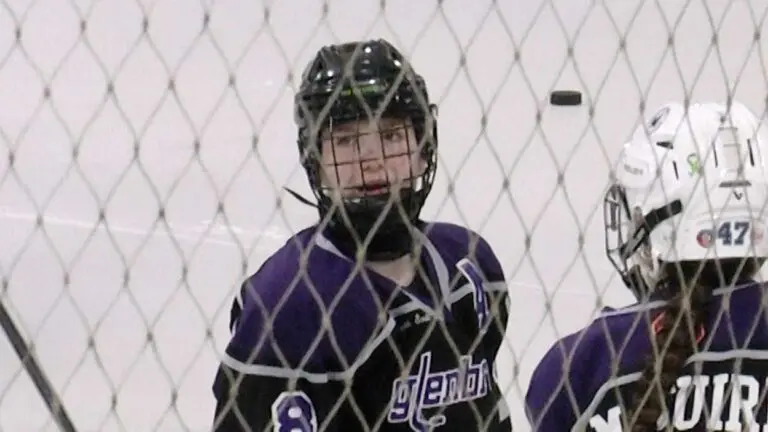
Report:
1,0,767,430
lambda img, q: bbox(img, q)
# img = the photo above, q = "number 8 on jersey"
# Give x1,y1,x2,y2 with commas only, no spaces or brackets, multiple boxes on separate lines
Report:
270,391,318,432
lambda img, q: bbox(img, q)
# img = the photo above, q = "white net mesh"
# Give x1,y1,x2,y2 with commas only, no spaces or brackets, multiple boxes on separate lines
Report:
2,0,768,430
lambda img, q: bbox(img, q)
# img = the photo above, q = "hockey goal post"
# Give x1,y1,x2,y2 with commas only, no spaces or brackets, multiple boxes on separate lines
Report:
1,0,767,430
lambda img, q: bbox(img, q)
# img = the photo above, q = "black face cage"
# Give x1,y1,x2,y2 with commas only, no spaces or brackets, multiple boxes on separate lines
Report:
321,116,433,188
299,110,438,224
604,184,636,285
295,63,439,230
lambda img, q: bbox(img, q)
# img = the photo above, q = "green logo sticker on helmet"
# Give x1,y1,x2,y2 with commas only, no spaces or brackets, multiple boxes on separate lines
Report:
686,153,701,175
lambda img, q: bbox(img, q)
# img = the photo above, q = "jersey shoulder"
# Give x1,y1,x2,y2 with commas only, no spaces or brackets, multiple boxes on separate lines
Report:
592,279,768,354
225,226,387,375
421,221,504,282
525,303,659,428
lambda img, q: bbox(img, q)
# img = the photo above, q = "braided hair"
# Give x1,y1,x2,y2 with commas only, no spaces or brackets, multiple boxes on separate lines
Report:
625,257,762,431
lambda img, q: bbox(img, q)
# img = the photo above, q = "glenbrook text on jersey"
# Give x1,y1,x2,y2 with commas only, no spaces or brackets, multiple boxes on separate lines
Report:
387,351,491,429
589,372,768,431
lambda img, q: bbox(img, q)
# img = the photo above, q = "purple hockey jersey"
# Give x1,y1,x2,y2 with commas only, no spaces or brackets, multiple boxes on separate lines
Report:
526,280,768,431
212,221,512,431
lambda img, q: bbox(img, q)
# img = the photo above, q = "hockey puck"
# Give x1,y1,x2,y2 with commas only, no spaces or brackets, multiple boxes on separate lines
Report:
549,90,583,106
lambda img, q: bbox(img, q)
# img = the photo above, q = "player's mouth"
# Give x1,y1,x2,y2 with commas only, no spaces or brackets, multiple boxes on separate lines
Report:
356,182,390,196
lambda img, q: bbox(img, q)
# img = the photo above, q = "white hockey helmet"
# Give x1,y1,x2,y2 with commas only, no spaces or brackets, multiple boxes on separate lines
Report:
604,100,768,296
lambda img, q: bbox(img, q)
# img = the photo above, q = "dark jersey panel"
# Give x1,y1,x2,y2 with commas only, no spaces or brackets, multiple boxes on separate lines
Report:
213,222,511,431
351,273,509,431
526,281,768,432
212,367,356,432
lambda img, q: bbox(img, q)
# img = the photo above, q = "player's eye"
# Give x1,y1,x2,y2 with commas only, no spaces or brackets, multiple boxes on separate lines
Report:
334,134,357,146
380,128,405,143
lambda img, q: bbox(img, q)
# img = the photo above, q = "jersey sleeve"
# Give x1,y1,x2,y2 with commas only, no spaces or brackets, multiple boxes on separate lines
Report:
476,234,510,357
456,231,510,366
525,324,605,431
525,335,576,430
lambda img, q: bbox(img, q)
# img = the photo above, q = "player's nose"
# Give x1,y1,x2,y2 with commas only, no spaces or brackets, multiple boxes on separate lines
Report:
358,136,385,169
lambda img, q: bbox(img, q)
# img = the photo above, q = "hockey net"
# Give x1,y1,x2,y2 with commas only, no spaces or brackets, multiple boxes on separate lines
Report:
0,0,767,430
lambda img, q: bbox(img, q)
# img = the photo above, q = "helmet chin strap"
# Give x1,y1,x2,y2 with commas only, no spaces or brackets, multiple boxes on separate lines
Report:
284,187,319,208
625,256,666,301
623,265,653,301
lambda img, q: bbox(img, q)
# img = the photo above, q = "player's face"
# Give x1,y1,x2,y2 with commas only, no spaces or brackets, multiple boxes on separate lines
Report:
319,117,425,198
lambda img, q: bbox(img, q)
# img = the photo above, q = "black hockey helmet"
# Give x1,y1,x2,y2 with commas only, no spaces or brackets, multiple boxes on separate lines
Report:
294,38,438,260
